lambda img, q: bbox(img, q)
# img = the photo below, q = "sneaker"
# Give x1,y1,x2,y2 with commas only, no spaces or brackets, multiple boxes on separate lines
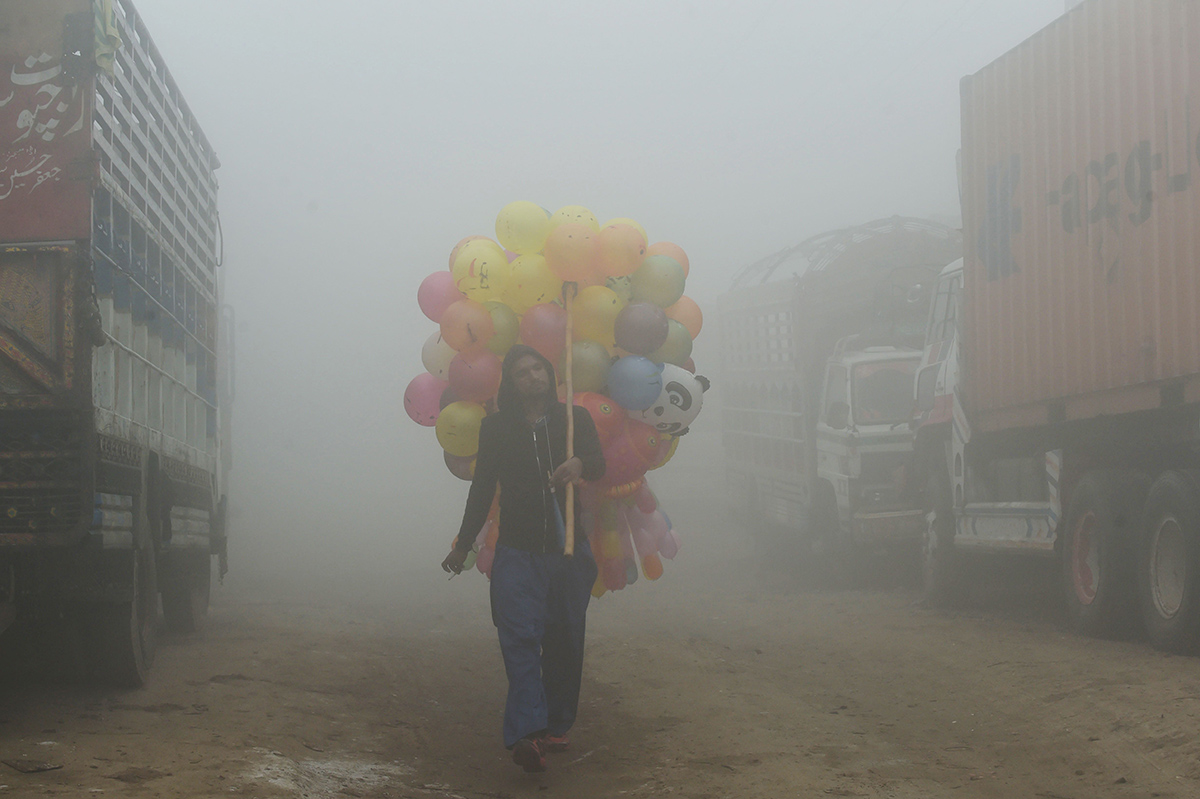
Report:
542,734,570,753
512,737,547,772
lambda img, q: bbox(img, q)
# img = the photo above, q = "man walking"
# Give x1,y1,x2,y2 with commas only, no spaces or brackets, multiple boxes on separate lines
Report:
442,344,605,772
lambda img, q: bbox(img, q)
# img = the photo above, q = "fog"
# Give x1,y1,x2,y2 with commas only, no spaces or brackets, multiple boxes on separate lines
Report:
124,1,1062,591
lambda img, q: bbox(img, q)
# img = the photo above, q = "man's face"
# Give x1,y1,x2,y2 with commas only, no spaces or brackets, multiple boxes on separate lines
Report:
512,355,550,400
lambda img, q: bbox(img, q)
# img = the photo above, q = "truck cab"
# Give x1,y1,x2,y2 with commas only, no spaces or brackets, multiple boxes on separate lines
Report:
816,341,924,550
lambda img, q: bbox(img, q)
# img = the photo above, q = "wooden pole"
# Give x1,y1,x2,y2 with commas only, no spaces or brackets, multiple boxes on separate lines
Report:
563,282,577,557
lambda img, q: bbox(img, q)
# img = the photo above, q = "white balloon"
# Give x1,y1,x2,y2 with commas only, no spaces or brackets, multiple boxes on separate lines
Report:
421,330,456,380
635,364,710,436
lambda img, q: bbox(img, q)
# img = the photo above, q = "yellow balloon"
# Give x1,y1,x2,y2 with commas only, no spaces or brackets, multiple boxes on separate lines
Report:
602,217,648,247
551,205,600,232
436,401,487,457
505,254,563,313
452,239,510,302
495,201,552,255
648,435,679,470
572,285,624,347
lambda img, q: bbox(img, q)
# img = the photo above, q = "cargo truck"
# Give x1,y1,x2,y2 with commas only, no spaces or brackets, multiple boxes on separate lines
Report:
0,0,227,684
720,218,961,563
915,0,1200,651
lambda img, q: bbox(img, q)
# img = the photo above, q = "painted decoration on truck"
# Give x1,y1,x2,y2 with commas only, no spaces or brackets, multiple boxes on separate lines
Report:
0,260,57,357
0,7,94,244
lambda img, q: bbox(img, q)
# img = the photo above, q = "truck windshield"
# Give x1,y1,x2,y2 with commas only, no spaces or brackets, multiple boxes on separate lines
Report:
852,360,918,425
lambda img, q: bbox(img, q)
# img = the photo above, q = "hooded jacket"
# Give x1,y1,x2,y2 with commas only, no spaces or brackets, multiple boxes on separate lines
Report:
454,346,605,555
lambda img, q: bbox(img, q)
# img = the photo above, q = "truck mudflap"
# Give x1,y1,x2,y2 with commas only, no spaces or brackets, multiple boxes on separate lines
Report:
852,508,925,547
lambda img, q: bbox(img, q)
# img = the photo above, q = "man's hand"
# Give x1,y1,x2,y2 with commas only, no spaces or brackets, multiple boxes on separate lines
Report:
442,548,468,575
551,456,583,489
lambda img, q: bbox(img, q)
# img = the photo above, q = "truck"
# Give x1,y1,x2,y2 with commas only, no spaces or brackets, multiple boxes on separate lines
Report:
0,0,227,684
719,217,962,565
915,0,1200,651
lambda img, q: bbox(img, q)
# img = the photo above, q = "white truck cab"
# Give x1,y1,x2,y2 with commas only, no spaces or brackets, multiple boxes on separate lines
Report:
815,340,924,550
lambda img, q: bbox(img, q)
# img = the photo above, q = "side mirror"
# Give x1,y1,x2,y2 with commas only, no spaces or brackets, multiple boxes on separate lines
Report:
916,364,939,413
826,401,850,430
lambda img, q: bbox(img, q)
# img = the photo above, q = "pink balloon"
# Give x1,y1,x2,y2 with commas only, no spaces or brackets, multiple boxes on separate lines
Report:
505,249,518,263
404,373,448,426
444,451,474,481
519,303,568,364
476,544,495,576
634,484,657,513
474,520,492,549
659,528,681,560
622,506,658,559
418,271,465,323
448,346,502,403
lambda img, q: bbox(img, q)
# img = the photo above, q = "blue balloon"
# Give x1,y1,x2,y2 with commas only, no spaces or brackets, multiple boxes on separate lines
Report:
625,558,639,585
607,356,663,411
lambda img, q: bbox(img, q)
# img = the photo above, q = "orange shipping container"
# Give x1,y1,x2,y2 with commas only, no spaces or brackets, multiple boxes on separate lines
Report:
961,0,1200,434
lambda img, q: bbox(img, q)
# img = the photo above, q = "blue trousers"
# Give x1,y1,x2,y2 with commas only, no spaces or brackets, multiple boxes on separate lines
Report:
490,538,598,749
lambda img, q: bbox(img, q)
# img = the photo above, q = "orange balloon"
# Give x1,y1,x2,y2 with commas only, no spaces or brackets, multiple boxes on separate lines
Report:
665,296,703,339
440,299,495,351
593,224,647,279
543,222,598,284
647,241,690,277
642,554,664,580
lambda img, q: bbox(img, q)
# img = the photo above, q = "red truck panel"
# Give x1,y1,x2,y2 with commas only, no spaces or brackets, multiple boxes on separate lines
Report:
961,0,1200,432
0,0,94,244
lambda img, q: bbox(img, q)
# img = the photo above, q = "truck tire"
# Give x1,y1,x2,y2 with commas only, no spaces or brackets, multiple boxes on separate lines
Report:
922,470,961,607
161,553,211,633
1137,470,1200,654
91,542,158,687
1061,470,1150,638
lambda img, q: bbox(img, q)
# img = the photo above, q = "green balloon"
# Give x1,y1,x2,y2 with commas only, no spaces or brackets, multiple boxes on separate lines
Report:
484,301,519,356
630,255,685,308
605,275,633,304
646,319,693,366
564,339,612,393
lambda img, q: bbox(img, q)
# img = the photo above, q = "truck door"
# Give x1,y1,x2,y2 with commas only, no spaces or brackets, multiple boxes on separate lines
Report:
816,363,851,514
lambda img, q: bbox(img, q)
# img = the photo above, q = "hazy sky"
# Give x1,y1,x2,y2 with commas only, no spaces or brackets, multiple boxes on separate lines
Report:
123,0,1065,570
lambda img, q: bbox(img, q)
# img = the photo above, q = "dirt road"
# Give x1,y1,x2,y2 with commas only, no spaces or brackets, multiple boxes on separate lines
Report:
3,442,1200,797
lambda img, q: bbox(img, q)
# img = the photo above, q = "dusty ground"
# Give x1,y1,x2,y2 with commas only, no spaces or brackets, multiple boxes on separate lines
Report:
3,440,1200,798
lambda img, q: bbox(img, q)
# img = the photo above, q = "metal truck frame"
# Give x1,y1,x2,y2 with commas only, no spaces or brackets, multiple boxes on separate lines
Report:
720,217,961,565
0,0,227,685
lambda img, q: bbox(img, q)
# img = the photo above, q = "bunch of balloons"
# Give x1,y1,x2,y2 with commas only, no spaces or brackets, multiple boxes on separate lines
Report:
405,202,707,595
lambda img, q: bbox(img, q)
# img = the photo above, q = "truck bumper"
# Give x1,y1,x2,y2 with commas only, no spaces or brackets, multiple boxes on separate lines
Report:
852,509,926,548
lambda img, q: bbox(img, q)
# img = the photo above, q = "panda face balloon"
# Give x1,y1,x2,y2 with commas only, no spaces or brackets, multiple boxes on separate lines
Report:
636,364,710,436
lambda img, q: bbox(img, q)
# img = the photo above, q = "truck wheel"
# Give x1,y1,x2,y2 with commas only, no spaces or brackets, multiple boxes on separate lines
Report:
1061,470,1150,638
91,543,158,687
922,471,961,606
1137,470,1200,653
162,553,212,633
